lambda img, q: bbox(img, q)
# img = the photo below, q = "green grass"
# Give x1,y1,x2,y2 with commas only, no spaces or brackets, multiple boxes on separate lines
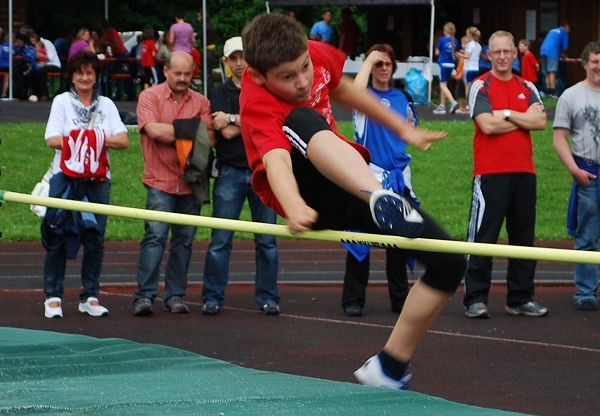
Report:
0,115,572,242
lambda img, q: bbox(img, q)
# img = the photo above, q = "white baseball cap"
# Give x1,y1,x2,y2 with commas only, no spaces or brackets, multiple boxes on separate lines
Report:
223,36,243,58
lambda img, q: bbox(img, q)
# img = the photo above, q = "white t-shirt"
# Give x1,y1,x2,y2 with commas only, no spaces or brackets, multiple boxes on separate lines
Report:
464,40,482,72
44,92,128,178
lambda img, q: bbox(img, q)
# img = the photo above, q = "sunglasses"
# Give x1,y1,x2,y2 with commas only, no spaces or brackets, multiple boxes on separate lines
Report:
375,61,393,68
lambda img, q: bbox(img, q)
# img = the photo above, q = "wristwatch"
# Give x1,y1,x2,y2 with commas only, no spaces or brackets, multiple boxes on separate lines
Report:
503,109,511,120
229,114,236,125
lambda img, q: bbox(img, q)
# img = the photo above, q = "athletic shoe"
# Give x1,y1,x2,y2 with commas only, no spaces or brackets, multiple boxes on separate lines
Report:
261,302,281,315
432,105,447,115
343,304,363,317
78,297,109,317
354,355,412,390
202,303,221,316
369,189,425,238
449,101,459,114
44,297,63,319
505,301,548,317
577,299,597,311
133,298,153,316
465,302,490,319
163,296,189,314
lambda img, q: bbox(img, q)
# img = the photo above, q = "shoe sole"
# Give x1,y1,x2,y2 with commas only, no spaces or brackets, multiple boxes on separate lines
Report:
370,190,425,237
202,305,221,316
163,304,189,313
465,311,490,319
133,307,153,316
505,308,548,317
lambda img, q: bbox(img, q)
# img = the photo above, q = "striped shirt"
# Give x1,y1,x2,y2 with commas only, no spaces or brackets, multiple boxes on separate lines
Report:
137,81,213,194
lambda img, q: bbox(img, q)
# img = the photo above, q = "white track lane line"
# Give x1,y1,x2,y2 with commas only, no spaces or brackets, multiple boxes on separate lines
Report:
103,291,600,355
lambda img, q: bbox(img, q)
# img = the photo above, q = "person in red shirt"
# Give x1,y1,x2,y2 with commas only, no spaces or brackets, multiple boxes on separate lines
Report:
99,19,128,58
464,31,547,319
518,39,539,84
132,51,215,317
140,26,158,89
240,13,467,390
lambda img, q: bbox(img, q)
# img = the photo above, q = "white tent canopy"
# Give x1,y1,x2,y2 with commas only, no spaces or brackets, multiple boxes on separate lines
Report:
265,0,436,103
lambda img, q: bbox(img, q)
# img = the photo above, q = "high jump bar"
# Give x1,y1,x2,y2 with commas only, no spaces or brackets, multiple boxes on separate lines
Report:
1,190,596,265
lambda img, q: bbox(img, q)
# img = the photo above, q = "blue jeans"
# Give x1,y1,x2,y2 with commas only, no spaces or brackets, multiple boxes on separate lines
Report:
134,187,199,303
202,165,280,307
573,181,600,304
43,180,110,301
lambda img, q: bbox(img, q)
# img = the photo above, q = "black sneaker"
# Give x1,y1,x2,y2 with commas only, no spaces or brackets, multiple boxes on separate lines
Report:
202,303,221,316
133,298,153,316
577,299,597,311
261,302,280,315
343,304,363,316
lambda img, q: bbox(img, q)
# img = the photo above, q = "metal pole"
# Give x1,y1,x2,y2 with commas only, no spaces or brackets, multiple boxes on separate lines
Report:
427,0,435,104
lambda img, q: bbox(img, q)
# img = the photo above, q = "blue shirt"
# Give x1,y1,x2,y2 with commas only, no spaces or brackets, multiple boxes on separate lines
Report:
479,45,492,71
353,86,417,173
0,41,9,68
310,21,334,43
436,35,460,67
540,27,569,60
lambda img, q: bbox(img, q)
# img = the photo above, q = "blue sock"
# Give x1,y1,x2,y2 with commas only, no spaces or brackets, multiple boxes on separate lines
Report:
378,350,409,379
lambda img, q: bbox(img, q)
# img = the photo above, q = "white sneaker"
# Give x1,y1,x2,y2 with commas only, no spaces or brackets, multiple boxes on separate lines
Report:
432,105,447,115
28,95,38,102
78,297,109,317
44,297,63,319
354,355,412,390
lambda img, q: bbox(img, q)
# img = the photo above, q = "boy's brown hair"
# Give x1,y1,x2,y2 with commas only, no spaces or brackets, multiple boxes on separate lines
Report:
519,39,531,48
242,13,308,76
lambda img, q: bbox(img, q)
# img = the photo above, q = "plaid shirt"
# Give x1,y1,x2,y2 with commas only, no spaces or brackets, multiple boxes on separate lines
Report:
137,82,213,194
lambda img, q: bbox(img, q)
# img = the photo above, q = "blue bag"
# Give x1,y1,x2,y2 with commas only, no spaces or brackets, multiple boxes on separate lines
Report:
405,67,427,105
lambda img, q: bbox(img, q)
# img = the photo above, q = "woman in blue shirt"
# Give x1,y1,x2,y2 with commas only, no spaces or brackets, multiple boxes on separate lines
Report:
434,22,461,115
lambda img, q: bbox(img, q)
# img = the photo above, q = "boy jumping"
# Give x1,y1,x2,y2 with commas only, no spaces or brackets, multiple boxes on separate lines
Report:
240,13,466,390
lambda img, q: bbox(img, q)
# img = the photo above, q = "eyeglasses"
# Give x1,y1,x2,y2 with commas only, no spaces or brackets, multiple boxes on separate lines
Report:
375,61,393,68
489,49,514,57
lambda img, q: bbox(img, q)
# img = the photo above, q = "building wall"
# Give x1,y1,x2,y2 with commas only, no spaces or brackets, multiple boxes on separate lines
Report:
0,0,28,35
364,0,597,88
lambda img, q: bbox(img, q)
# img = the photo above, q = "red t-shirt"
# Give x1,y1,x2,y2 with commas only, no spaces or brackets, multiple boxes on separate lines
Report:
470,72,542,176
240,41,363,216
104,28,127,56
141,40,157,68
520,51,538,84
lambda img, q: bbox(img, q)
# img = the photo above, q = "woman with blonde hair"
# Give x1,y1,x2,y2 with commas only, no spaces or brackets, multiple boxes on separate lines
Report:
68,28,95,58
434,22,461,114
457,26,482,103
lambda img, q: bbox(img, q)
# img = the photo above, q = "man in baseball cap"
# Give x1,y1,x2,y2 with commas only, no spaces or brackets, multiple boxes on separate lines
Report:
200,36,281,316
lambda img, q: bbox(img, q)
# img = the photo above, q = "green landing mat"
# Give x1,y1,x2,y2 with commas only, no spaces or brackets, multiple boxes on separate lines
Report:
0,327,531,415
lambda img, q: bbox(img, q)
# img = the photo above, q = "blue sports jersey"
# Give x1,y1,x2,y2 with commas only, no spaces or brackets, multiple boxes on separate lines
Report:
436,35,460,67
353,85,418,172
540,27,569,60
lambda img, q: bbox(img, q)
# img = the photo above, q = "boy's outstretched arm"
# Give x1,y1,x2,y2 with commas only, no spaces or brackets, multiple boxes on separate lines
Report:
262,148,319,234
330,76,447,150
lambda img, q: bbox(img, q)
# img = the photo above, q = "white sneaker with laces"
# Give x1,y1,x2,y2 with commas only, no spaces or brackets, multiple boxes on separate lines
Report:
78,297,109,317
354,355,412,390
44,297,63,319
432,105,447,115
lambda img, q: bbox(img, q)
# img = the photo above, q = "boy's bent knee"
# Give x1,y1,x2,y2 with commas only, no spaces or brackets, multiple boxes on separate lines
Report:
421,253,467,293
284,108,331,156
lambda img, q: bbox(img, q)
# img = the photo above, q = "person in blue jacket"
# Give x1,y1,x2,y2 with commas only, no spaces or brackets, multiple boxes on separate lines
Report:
342,43,420,317
540,21,570,98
